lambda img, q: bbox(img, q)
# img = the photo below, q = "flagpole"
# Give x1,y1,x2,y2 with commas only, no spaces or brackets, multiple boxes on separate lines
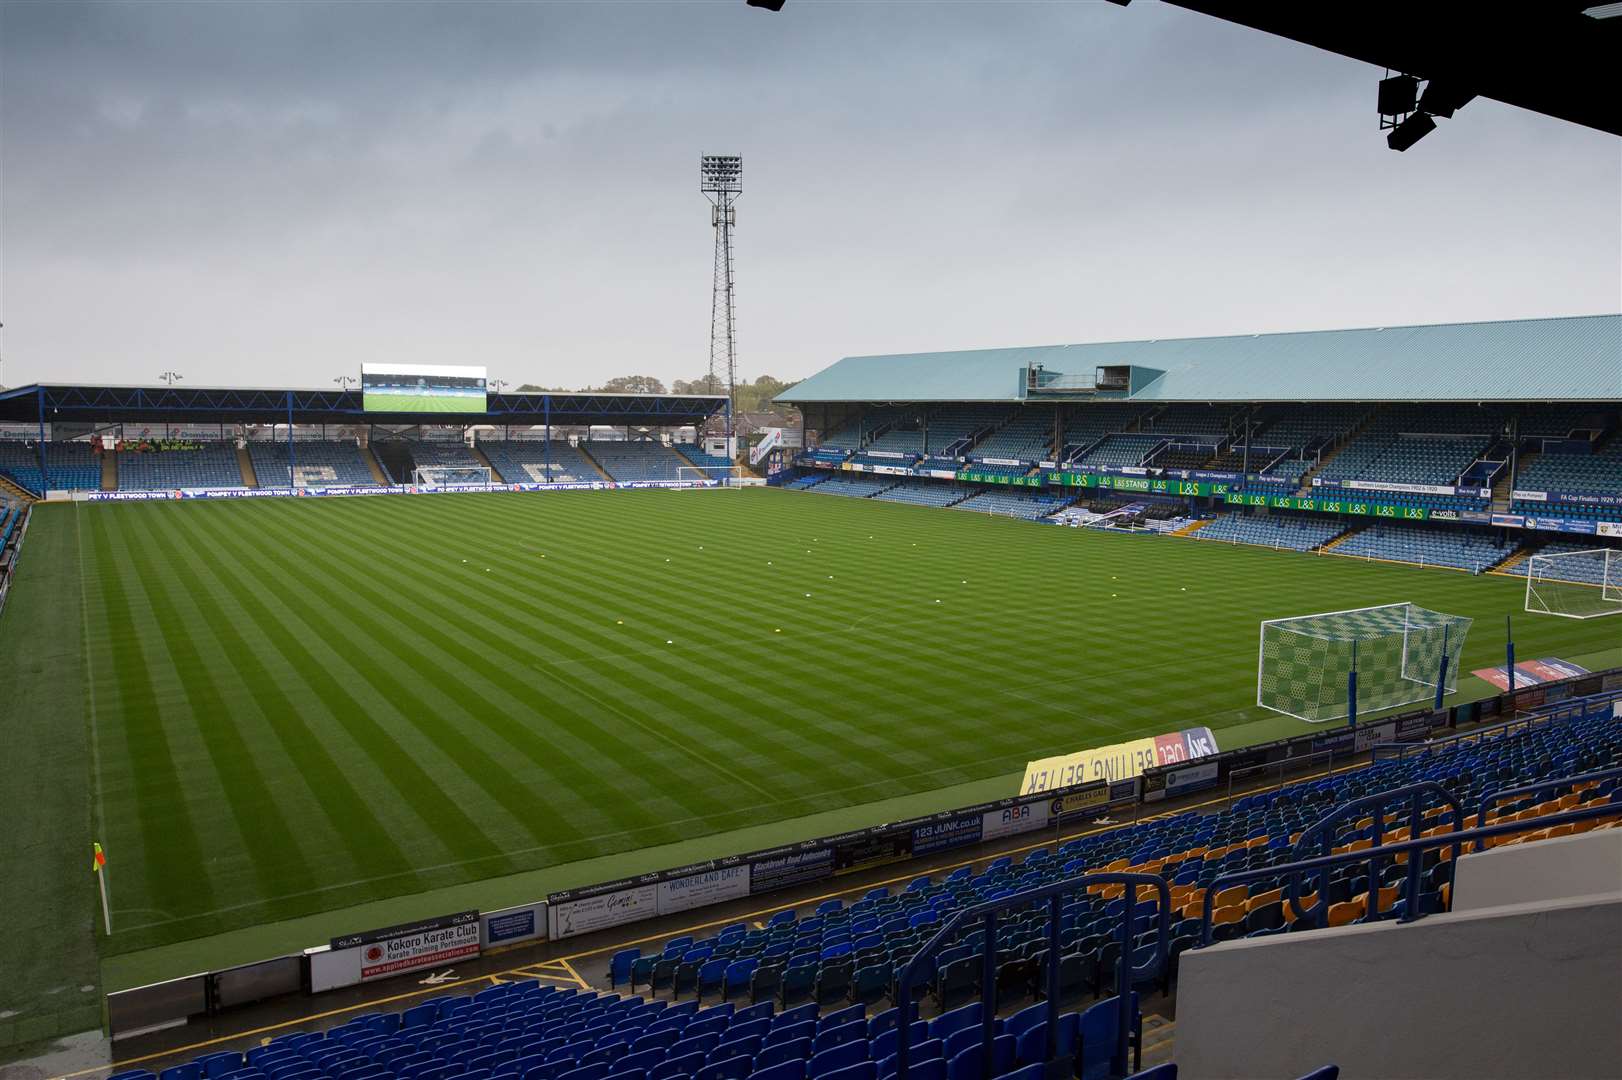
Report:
93,842,111,936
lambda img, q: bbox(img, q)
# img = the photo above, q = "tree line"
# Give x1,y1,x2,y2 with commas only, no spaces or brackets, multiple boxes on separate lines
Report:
516,374,798,414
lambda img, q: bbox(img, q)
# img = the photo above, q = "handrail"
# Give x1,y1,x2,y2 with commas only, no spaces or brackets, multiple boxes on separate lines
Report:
1287,782,1463,925
1199,800,1622,945
1474,766,1622,851
1371,688,1622,761
892,872,1170,1080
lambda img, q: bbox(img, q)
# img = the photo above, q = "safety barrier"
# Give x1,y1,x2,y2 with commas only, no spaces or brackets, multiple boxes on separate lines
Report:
1198,798,1622,946
893,873,1170,1080
1474,766,1622,851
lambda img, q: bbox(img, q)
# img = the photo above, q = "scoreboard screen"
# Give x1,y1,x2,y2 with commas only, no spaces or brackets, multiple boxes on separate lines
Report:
361,364,487,413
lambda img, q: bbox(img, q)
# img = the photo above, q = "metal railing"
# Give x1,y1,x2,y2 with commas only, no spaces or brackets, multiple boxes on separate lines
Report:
1199,800,1622,946
1474,766,1622,851
1288,782,1464,925
1373,688,1622,762
892,872,1170,1080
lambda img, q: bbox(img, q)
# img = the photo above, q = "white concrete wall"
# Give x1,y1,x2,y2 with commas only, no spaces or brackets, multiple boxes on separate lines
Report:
1176,893,1622,1080
1452,828,1622,912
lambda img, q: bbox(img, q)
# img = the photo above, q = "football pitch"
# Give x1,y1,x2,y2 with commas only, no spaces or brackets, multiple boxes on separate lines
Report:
3,487,1618,1040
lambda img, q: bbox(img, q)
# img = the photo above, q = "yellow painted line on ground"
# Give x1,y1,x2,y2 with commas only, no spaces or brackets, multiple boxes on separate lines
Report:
557,958,592,991
50,760,1369,1080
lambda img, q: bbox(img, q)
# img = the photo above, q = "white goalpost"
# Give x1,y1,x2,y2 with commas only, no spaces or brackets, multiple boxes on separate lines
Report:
1525,548,1622,619
413,465,494,490
1257,602,1473,723
677,465,754,488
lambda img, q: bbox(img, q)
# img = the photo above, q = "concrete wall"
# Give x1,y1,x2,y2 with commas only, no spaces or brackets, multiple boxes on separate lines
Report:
1176,893,1622,1080
1452,828,1622,912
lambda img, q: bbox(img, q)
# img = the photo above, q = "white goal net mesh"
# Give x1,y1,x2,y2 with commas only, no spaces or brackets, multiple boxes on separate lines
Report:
1258,602,1473,723
1525,548,1622,619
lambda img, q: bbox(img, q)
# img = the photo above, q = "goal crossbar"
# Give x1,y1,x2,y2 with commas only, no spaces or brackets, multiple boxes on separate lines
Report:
1525,547,1622,620
1257,601,1473,723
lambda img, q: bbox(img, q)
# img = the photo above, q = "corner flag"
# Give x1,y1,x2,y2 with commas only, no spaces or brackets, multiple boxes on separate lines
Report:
93,842,111,935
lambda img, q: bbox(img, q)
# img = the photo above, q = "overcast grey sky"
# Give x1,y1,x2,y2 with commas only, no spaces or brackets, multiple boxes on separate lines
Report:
1,0,1617,391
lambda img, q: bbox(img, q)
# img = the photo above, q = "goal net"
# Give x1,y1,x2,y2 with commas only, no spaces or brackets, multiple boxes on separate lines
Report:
1258,602,1473,723
414,465,493,489
1525,548,1622,619
677,465,746,488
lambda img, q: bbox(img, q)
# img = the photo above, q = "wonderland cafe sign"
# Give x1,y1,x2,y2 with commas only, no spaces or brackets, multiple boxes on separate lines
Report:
1224,490,1432,521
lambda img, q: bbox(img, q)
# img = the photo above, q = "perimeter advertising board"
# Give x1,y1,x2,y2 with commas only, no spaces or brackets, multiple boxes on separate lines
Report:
1020,727,1218,794
311,910,482,992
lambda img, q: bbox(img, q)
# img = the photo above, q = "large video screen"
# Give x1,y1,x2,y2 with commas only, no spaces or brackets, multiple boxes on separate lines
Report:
361,364,488,414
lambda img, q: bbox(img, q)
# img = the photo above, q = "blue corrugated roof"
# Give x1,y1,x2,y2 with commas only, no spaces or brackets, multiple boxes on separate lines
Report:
778,314,1621,404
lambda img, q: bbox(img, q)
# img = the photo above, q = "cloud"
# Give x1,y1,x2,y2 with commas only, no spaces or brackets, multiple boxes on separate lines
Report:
2,0,1616,391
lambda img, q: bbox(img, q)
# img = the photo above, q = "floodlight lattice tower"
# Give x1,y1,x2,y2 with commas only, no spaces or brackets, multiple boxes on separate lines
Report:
701,155,742,439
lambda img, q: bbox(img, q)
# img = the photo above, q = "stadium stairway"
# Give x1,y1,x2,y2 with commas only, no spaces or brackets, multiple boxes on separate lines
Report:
0,473,37,503
1291,413,1374,496
1169,519,1213,538
576,445,616,483
472,445,505,483
1316,525,1364,552
1490,547,1533,575
1491,447,1533,513
100,452,118,491
363,446,393,486
237,444,259,487
372,441,416,484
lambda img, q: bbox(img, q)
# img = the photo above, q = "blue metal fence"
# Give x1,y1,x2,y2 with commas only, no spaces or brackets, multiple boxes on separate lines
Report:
892,873,1171,1080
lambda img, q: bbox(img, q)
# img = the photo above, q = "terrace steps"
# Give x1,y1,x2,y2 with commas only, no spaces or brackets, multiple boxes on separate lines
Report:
576,444,616,482
1294,411,1376,495
1496,446,1538,511
1493,547,1534,574
1170,518,1215,537
100,451,117,491
0,473,37,503
362,445,392,486
1317,524,1364,552
471,444,505,483
236,444,259,487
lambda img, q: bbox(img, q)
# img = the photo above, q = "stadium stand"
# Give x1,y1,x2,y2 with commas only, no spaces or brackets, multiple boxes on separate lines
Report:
674,444,737,477
809,475,897,498
873,480,972,508
1511,437,1622,519
924,407,1006,458
1328,524,1518,573
0,440,100,493
584,442,690,483
1069,434,1163,470
0,497,20,549
785,473,832,491
248,441,379,488
968,412,1051,463
116,443,245,490
479,441,600,484
406,440,487,476
1143,405,1236,439
953,489,1071,521
1193,513,1346,552
1501,538,1617,581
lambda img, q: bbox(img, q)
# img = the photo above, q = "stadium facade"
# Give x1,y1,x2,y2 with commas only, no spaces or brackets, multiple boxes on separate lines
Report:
775,314,1622,562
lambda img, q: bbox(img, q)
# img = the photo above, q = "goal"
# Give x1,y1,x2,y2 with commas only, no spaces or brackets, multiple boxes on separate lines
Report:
414,465,493,489
677,465,746,487
1525,548,1622,619
1257,602,1473,723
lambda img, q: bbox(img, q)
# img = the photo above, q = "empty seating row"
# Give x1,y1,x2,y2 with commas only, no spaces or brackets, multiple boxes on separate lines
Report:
1329,524,1518,572
117,444,243,490
247,441,378,488
953,490,1070,521
1193,513,1346,552
478,442,599,484
0,441,101,492
584,443,686,483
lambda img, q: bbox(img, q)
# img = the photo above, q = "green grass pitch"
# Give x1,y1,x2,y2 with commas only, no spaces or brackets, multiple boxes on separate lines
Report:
2,487,1618,1043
